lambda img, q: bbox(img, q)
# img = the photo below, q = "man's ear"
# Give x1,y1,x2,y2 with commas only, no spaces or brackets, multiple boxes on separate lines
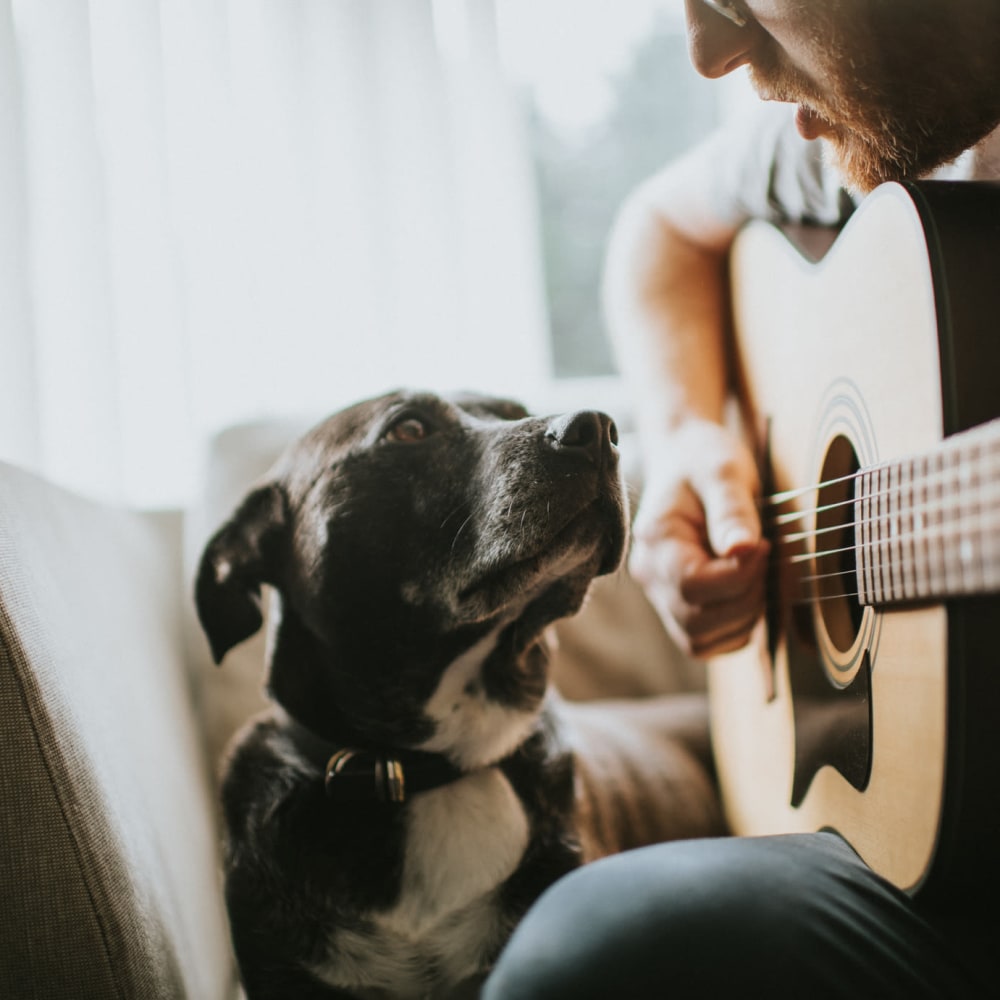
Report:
195,483,288,664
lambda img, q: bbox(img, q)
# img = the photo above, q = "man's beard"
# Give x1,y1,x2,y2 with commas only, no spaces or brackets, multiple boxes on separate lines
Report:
749,43,997,194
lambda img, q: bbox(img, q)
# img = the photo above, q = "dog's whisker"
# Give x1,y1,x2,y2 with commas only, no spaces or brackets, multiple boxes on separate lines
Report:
450,513,475,553
440,499,472,532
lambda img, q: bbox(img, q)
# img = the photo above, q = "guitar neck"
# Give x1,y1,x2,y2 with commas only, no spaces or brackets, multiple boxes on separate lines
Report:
855,418,1000,605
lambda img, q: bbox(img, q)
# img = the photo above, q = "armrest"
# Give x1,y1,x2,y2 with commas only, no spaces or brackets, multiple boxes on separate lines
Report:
0,462,235,999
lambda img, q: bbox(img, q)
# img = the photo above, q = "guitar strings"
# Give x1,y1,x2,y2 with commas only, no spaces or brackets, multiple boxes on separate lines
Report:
763,468,862,508
760,510,1000,610
759,458,999,544
765,479,997,531
771,503,1000,560
703,432,997,606
768,509,1000,569
740,430,999,609
760,435,1000,511
763,461,998,527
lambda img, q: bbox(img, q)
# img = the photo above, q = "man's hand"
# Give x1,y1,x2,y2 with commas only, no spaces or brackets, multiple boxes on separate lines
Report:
630,420,769,659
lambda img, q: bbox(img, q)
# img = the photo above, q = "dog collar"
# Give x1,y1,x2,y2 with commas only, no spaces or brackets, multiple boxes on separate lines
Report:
324,747,465,805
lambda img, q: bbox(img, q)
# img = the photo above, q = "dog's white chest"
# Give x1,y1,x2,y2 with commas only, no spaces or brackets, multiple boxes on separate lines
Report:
398,767,529,924
311,768,529,997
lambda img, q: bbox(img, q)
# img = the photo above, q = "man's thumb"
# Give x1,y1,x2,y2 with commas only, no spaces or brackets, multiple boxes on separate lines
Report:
701,482,761,558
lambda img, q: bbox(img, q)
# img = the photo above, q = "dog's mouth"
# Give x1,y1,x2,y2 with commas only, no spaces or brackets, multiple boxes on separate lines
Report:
454,493,626,623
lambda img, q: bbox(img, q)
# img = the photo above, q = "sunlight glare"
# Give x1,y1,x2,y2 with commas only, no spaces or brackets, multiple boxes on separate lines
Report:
495,0,685,135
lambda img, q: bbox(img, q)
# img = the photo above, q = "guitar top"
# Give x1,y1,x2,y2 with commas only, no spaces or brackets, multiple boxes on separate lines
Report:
709,181,1000,909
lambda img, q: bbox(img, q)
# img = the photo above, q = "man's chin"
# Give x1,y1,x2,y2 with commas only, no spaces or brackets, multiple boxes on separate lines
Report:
823,115,984,196
823,130,908,196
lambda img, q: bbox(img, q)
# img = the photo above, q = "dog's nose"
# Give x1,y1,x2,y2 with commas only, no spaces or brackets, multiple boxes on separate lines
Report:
546,410,618,466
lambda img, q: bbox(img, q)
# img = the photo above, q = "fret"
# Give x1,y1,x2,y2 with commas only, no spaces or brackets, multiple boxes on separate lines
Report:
877,463,891,603
857,471,869,604
915,452,932,599
961,446,976,590
943,446,960,596
862,468,879,605
943,447,957,593
954,420,1000,595
867,467,878,602
978,441,991,590
854,472,872,604
886,461,899,600
866,467,876,601
901,456,917,600
865,467,878,604
988,440,1000,591
962,443,983,591
930,449,947,597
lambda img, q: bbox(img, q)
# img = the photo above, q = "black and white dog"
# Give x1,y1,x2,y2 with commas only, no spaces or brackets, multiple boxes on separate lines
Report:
196,390,724,1000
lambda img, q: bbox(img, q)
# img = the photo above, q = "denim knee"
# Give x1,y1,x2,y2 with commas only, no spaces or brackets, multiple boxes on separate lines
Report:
483,833,984,1000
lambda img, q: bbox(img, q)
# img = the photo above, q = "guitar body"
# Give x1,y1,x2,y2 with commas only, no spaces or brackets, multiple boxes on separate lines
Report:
710,181,1000,907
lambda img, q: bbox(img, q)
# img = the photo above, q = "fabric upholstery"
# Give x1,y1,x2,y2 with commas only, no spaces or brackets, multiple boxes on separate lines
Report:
0,462,236,999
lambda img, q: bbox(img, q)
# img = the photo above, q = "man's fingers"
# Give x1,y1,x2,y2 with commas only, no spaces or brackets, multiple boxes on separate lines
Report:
642,577,763,659
631,535,769,658
677,539,769,605
695,468,762,558
628,425,766,657
678,583,765,652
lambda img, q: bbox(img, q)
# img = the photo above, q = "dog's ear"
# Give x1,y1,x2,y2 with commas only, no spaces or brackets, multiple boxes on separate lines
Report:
195,483,288,664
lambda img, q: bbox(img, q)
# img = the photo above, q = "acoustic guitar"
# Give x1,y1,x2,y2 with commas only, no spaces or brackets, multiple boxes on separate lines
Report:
709,180,1000,906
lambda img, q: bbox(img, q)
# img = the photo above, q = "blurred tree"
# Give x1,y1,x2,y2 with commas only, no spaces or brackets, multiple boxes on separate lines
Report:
529,18,722,377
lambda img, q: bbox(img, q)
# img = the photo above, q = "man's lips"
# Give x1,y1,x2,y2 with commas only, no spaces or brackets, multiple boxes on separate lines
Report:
795,104,834,140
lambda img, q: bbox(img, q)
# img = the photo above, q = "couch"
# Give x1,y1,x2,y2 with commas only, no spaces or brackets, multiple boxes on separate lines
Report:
0,418,701,999
0,461,234,999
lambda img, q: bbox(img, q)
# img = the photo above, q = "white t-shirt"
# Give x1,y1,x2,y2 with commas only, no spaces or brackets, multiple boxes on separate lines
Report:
667,102,1000,243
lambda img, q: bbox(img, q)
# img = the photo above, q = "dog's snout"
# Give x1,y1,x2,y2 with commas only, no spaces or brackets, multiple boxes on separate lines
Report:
546,410,618,466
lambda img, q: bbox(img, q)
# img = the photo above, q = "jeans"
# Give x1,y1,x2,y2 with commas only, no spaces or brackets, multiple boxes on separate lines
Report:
483,833,994,998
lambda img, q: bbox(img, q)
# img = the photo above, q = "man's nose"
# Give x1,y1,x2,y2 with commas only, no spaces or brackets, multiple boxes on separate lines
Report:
684,0,753,78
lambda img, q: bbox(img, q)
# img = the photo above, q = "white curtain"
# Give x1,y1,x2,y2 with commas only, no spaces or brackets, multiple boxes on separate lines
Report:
0,0,551,507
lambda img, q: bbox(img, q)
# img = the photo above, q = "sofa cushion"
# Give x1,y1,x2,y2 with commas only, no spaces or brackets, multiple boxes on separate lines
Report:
0,463,235,999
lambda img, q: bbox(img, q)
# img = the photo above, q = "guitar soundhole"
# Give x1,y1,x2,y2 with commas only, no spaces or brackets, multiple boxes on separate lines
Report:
785,425,873,806
815,434,863,654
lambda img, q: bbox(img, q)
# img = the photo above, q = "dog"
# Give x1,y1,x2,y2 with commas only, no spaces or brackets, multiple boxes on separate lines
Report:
195,389,725,1000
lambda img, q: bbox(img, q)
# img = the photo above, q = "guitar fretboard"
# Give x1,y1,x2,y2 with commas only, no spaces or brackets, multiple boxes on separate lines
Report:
855,419,1000,605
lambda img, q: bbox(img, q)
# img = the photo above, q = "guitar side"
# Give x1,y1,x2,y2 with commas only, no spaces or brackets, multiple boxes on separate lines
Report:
709,181,1000,906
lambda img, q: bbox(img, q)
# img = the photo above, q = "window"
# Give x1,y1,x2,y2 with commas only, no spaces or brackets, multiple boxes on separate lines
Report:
498,1,748,378
1,0,753,506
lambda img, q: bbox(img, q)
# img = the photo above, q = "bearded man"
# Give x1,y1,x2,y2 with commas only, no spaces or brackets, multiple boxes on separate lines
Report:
483,2,1000,996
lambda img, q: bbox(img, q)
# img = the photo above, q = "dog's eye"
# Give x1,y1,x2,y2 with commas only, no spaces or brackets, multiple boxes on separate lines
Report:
385,417,428,444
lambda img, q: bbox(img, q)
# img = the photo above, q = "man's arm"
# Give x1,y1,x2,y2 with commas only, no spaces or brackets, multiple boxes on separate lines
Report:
603,148,768,658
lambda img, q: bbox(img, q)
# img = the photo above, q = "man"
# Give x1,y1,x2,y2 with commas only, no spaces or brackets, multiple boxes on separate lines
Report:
614,0,1000,661
483,2,1000,996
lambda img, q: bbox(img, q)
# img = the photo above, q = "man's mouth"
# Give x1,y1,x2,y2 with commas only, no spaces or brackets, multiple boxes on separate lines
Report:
748,55,838,143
